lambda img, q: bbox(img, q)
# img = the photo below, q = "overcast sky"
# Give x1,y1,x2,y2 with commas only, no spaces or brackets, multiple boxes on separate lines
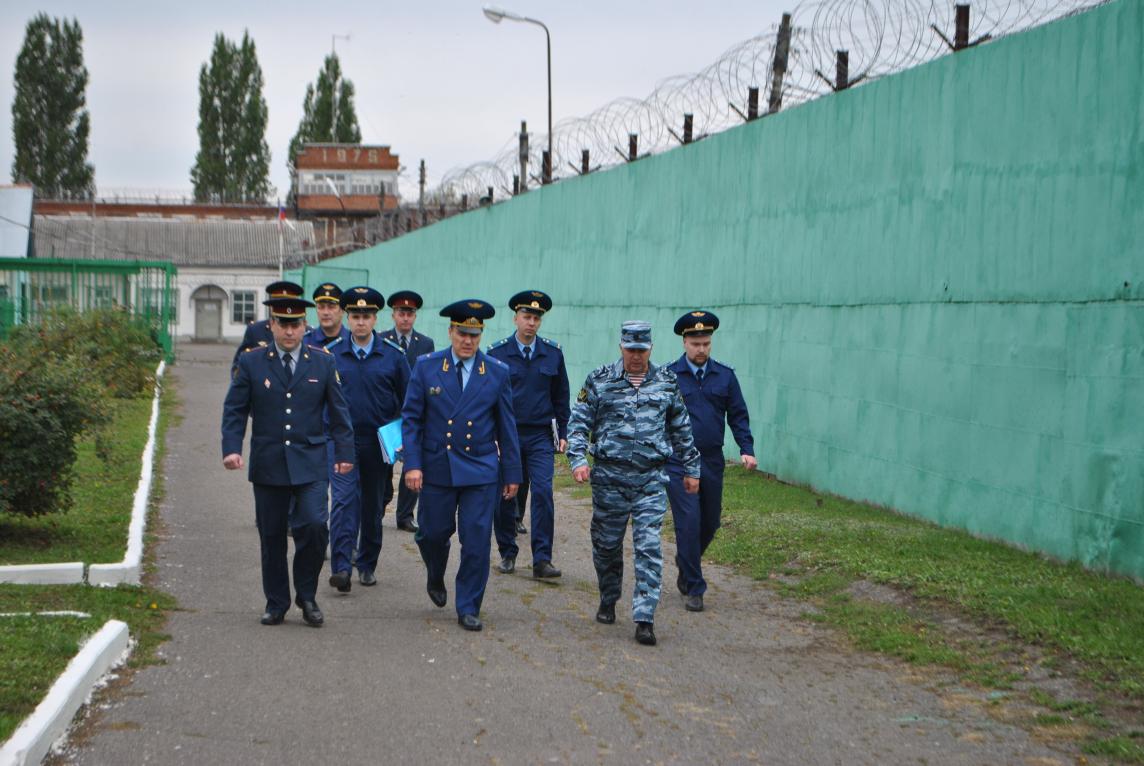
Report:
0,1,790,202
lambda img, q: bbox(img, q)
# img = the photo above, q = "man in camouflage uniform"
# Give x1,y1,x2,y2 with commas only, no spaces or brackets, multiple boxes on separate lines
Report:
566,321,700,646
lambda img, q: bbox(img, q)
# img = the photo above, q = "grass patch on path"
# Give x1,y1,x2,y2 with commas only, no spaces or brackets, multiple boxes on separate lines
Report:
0,390,162,566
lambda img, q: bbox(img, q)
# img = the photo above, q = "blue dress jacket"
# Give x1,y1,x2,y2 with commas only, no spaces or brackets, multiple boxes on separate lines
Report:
486,335,571,440
222,344,354,485
401,349,522,487
381,327,435,361
333,332,410,444
667,355,754,455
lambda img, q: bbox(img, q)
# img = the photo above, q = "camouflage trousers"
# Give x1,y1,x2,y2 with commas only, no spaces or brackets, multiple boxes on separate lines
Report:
589,462,668,624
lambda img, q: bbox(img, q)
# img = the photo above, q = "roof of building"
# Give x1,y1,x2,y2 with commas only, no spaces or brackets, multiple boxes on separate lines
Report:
32,215,317,268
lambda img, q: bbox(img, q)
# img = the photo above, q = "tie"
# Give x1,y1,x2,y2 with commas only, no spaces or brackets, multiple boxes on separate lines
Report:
522,346,531,361
696,368,704,386
400,336,408,352
283,353,294,378
456,360,465,391
358,348,367,360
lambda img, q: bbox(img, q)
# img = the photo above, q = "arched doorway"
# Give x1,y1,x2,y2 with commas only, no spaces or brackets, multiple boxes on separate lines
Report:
190,284,227,341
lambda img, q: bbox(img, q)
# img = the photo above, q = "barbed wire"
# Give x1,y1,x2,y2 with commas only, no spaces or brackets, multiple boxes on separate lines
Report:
432,0,1103,201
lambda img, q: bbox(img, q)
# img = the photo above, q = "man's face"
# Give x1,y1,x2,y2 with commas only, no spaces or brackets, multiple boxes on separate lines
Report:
316,302,343,334
393,307,417,334
347,310,377,342
513,310,542,342
449,326,481,360
621,345,651,374
271,317,304,351
683,335,712,367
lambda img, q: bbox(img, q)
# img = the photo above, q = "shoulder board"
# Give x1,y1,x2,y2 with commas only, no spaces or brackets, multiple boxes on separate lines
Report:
382,337,404,353
485,355,508,369
488,337,511,350
538,336,561,350
589,364,612,379
657,366,679,381
306,343,332,354
418,350,438,361
713,359,735,371
242,345,262,354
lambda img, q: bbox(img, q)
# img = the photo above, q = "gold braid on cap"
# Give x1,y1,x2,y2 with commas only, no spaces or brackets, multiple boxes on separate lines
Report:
451,317,484,329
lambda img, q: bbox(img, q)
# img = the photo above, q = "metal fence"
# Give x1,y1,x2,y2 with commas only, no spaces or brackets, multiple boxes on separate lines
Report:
0,258,178,361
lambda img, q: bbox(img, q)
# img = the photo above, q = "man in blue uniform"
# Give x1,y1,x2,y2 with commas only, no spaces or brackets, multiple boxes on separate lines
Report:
231,281,306,372
666,311,757,613
488,290,570,579
327,287,410,592
402,299,521,632
382,290,435,533
222,295,354,627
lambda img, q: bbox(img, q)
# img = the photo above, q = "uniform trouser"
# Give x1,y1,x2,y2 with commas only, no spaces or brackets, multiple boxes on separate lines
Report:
353,440,394,575
667,449,726,597
253,480,329,614
493,428,555,563
590,462,668,624
513,480,530,523
393,466,419,526
327,440,359,575
416,482,499,618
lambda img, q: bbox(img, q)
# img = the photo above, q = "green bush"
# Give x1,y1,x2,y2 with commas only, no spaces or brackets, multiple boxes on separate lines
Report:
0,348,108,517
6,307,162,398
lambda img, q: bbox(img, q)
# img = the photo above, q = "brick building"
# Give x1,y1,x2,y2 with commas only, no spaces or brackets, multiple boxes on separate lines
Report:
294,143,400,218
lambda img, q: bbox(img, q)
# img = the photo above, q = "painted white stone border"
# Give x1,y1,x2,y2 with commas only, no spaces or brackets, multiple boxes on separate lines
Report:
0,619,130,766
89,360,166,587
0,361,166,586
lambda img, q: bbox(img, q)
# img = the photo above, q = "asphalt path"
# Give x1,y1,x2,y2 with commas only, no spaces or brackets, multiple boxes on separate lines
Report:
54,343,1068,765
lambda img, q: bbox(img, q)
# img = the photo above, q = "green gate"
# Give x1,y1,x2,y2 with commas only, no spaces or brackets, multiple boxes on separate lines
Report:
0,258,177,361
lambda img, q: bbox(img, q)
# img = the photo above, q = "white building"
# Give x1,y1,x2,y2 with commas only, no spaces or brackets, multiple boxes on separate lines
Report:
33,215,317,342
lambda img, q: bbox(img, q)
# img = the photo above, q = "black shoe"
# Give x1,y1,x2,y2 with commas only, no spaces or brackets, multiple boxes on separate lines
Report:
397,520,418,533
359,570,378,587
458,614,483,631
260,610,285,626
596,602,616,625
676,568,687,596
532,560,562,579
427,578,447,608
635,621,657,646
515,521,527,535
295,598,324,627
497,557,515,575
329,570,351,593
684,594,704,612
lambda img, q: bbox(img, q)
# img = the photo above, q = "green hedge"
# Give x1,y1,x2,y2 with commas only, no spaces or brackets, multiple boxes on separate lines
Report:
0,309,161,517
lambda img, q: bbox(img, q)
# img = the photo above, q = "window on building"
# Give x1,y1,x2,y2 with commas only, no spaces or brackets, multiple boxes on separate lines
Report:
232,290,257,324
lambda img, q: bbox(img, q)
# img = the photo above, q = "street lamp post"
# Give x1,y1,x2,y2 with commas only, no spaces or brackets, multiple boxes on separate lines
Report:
483,5,552,184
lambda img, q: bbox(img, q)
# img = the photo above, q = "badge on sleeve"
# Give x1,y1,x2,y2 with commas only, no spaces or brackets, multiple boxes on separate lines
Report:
576,387,588,403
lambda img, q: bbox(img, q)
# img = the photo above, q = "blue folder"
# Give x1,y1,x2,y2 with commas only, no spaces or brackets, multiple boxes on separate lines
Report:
377,418,404,464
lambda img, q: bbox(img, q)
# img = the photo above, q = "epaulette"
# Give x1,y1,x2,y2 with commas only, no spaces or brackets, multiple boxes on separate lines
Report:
590,364,612,380
488,337,511,351
242,345,261,354
538,336,561,350
382,337,404,353
305,343,332,354
713,358,735,371
326,336,345,349
417,350,438,361
485,355,508,369
654,365,678,382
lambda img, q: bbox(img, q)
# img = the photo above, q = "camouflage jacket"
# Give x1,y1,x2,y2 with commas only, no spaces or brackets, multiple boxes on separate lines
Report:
567,359,701,477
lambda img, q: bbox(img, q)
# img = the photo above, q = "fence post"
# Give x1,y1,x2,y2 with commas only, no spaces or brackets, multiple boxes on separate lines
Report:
683,114,693,144
518,121,529,194
748,86,759,120
768,13,792,114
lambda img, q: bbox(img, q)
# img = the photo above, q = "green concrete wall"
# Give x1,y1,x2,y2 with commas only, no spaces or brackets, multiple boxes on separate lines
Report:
327,0,1144,580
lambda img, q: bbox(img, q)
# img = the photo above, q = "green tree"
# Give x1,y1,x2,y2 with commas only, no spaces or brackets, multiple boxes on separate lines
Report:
190,31,271,203
287,54,362,182
10,14,95,199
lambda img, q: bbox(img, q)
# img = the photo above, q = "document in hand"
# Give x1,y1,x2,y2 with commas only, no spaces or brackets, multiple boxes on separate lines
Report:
551,417,560,451
377,419,404,464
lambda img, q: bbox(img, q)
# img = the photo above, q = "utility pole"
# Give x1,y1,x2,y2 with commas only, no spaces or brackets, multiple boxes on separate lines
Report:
418,159,427,225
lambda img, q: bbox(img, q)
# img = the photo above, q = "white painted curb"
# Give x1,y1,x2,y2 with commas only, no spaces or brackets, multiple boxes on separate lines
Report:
89,360,166,587
0,563,85,585
0,620,130,766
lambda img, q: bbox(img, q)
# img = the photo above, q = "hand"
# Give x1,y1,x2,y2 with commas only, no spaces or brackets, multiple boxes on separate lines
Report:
405,469,423,492
558,439,568,454
741,454,758,470
502,483,519,500
683,477,700,494
572,465,590,483
223,453,243,470
333,462,354,474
